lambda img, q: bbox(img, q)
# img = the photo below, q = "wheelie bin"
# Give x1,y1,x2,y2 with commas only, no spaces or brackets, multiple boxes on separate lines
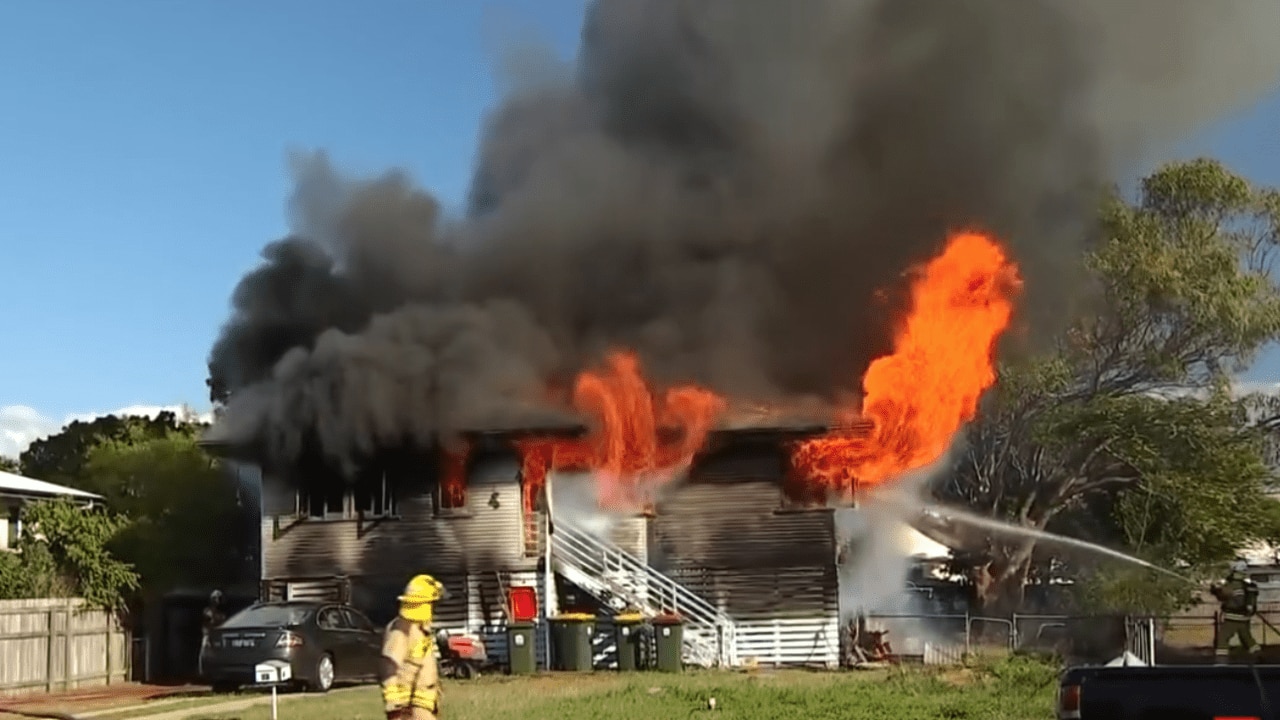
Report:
652,613,684,672
613,612,647,671
507,621,537,675
550,613,596,671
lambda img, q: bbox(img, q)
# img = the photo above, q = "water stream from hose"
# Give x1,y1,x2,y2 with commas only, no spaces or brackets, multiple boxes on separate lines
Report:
871,488,1195,584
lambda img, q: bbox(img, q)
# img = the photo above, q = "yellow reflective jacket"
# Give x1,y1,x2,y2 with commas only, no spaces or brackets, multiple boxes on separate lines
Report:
380,617,439,712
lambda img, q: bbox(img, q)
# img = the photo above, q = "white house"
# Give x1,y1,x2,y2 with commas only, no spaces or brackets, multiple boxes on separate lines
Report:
0,470,102,551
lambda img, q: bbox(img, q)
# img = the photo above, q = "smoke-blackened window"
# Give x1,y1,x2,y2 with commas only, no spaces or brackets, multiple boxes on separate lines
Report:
302,477,346,519
296,456,346,520
354,468,398,518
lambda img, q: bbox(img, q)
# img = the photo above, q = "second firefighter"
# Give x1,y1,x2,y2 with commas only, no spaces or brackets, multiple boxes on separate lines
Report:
1211,559,1261,663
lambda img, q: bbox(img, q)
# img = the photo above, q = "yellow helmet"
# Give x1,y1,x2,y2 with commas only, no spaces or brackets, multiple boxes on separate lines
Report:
399,574,446,604
398,574,446,624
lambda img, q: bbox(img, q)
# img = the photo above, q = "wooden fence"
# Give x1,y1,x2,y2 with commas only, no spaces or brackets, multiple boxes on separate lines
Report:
0,597,130,697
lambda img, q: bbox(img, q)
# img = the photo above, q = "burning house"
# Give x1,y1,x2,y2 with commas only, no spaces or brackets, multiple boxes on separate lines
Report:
204,231,1019,670
207,420,867,669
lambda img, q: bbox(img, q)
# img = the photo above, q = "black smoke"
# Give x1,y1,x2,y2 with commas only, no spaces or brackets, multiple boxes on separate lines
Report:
206,0,1280,471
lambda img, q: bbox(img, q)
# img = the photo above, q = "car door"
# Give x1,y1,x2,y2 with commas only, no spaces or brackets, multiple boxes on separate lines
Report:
341,607,384,680
315,605,359,680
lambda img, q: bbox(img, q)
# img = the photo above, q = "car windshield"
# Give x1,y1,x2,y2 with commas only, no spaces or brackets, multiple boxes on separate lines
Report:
221,604,313,628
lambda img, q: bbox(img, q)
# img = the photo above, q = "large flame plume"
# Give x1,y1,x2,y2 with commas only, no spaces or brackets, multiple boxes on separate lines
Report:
523,231,1022,509
788,232,1023,502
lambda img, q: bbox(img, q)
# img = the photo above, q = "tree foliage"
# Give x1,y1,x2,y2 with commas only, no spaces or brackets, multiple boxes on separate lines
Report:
0,456,18,473
18,411,195,487
6,411,253,603
939,158,1280,614
0,497,139,611
84,432,249,590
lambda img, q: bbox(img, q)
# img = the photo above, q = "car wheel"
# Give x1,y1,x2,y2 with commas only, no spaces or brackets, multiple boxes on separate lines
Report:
456,663,477,680
308,653,335,693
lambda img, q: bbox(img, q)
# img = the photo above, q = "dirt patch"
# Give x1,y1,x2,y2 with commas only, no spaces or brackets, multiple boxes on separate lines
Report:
937,668,979,688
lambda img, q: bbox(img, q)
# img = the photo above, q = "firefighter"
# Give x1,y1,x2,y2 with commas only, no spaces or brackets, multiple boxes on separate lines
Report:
199,590,227,678
381,574,450,720
202,589,227,634
1211,559,1260,664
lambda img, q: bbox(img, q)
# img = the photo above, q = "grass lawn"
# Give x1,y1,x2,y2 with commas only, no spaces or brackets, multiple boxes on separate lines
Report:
182,656,1059,720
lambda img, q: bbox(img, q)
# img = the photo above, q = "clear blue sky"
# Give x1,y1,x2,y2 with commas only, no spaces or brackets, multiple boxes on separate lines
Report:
1,1,1279,423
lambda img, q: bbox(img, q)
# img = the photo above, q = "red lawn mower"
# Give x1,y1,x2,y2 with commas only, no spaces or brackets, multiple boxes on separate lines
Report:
435,629,489,679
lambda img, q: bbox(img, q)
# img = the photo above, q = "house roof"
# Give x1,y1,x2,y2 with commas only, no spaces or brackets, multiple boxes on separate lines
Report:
0,470,102,500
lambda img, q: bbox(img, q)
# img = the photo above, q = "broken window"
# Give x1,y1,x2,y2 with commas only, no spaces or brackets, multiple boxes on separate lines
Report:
435,442,470,514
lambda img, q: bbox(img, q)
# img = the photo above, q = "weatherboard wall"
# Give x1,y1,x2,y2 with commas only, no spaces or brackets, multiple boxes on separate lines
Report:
648,445,839,571
647,443,842,667
256,454,539,583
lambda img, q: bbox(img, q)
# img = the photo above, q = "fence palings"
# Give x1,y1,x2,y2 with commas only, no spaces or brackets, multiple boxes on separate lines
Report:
0,597,130,697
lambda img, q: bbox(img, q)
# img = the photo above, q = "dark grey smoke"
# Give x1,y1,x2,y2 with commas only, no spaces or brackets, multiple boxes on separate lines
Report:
206,0,1280,471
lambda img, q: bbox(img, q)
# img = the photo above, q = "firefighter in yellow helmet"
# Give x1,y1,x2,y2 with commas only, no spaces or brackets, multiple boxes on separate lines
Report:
381,574,449,719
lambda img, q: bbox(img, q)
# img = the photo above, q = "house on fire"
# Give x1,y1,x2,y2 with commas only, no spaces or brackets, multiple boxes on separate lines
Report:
205,423,873,669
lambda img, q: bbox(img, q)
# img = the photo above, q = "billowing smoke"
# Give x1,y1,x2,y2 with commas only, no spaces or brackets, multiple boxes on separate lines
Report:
549,471,618,538
836,460,948,615
206,0,1280,470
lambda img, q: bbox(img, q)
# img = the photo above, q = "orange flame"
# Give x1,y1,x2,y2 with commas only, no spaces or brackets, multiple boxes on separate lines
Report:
788,231,1022,500
439,440,470,509
518,351,726,511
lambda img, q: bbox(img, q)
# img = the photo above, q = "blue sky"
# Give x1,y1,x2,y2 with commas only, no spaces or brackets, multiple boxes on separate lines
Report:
1,1,1279,454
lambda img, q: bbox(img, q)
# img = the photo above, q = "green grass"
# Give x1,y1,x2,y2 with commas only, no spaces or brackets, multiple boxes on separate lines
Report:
177,656,1058,720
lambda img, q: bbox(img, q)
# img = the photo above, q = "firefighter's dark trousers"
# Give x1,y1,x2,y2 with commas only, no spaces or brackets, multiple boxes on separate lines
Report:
1216,617,1259,663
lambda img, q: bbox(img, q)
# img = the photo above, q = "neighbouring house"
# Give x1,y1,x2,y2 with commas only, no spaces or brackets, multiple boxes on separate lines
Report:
0,470,102,551
202,423,915,671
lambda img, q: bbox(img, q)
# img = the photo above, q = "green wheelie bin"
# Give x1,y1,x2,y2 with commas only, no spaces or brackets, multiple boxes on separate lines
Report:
550,613,596,671
612,612,647,671
507,621,538,675
652,613,684,672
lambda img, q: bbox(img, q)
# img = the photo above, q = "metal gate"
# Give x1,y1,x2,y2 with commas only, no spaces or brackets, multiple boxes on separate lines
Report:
1125,616,1157,665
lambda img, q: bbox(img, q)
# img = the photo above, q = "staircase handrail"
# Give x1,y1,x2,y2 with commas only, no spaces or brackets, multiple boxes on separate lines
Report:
549,514,737,666
550,516,728,622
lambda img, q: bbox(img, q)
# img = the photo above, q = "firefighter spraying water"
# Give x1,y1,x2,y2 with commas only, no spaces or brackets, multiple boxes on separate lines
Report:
381,574,449,720
1211,559,1262,664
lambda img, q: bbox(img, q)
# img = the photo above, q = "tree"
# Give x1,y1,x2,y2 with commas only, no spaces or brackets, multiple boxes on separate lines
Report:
938,158,1280,615
0,497,139,612
18,411,197,487
14,411,253,596
0,456,18,473
83,432,249,590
